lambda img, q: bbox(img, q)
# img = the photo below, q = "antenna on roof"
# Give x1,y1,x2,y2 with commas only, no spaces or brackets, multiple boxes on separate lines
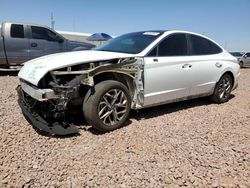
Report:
51,12,55,29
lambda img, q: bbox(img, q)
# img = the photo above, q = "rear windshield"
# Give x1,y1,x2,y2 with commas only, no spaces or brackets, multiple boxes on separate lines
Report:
95,31,163,54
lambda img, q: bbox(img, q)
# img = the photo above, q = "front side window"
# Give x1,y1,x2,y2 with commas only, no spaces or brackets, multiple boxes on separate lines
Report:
158,34,188,56
31,26,58,41
189,34,222,55
147,46,158,57
10,24,24,38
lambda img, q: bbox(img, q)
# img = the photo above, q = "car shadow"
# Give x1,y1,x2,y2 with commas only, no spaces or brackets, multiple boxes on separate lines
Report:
33,126,80,139
86,119,133,136
72,95,235,135
131,95,235,121
32,95,235,138
0,70,19,76
69,113,133,136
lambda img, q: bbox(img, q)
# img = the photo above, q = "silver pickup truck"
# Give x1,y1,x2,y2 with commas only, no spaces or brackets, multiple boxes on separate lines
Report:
0,22,95,68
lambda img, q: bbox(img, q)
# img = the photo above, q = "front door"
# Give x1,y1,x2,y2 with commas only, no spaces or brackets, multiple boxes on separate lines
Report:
29,26,65,59
143,33,193,107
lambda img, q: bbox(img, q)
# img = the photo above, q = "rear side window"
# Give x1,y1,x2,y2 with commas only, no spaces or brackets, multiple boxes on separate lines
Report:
158,34,188,56
189,34,222,55
31,26,57,41
10,24,24,38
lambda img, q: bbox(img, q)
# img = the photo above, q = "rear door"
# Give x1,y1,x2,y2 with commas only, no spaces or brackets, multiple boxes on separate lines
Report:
4,23,30,65
187,34,224,96
29,26,66,59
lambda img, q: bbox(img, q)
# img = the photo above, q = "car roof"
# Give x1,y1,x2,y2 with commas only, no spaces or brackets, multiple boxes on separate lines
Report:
130,30,209,38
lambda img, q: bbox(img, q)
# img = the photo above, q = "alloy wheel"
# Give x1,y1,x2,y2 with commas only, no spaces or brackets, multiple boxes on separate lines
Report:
217,76,232,100
98,89,128,126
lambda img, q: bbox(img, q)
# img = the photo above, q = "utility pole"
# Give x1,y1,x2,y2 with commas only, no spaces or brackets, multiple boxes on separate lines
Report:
51,12,55,29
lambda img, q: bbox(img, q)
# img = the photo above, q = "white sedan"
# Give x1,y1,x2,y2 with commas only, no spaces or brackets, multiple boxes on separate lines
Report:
17,30,240,135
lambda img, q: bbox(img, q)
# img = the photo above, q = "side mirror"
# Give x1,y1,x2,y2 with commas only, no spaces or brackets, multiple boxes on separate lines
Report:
244,55,247,58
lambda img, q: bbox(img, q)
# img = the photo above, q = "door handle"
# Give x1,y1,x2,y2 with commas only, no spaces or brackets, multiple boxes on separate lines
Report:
153,58,158,62
182,64,192,68
215,62,222,68
31,42,37,47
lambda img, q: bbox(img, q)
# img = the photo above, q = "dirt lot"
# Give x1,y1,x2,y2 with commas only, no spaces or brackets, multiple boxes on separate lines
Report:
0,69,249,188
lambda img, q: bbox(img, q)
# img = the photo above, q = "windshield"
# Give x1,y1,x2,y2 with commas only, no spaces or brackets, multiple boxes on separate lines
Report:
95,31,163,54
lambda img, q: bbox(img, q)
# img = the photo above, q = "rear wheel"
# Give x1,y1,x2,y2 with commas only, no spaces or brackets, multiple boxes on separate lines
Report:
210,74,233,103
83,80,131,132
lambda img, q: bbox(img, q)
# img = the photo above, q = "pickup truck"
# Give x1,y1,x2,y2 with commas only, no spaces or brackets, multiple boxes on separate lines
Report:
0,22,95,68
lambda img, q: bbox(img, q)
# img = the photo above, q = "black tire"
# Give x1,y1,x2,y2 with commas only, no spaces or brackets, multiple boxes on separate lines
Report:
83,80,131,132
239,61,244,68
210,74,233,103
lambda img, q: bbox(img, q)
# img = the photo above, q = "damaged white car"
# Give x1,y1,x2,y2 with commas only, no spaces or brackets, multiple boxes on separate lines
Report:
17,30,240,135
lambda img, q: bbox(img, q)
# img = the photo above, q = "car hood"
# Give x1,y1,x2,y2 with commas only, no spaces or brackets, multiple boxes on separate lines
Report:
18,50,135,86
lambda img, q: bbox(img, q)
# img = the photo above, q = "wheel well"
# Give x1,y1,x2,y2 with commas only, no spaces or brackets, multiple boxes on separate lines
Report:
222,71,234,86
93,72,135,97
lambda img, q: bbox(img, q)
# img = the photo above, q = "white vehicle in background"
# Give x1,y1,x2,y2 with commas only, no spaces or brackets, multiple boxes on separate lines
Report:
230,52,244,64
239,52,250,68
17,30,240,135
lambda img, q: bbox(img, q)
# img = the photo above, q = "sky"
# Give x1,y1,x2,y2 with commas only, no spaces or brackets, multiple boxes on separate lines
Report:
0,0,249,52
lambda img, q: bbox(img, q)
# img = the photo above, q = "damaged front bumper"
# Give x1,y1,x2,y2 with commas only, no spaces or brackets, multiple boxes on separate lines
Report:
20,81,57,101
16,84,79,136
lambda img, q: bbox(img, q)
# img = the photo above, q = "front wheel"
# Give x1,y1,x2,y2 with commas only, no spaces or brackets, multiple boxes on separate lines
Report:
239,61,244,68
83,80,131,132
209,74,233,103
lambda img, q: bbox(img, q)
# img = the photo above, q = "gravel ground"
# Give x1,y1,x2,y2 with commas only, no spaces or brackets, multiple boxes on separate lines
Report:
0,69,249,188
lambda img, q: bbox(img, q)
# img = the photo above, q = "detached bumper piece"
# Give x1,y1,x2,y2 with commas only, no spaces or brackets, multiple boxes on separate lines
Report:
17,85,79,136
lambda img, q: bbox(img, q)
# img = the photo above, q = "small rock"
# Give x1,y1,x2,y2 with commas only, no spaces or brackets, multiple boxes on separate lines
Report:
32,164,38,169
44,181,48,186
1,179,8,184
